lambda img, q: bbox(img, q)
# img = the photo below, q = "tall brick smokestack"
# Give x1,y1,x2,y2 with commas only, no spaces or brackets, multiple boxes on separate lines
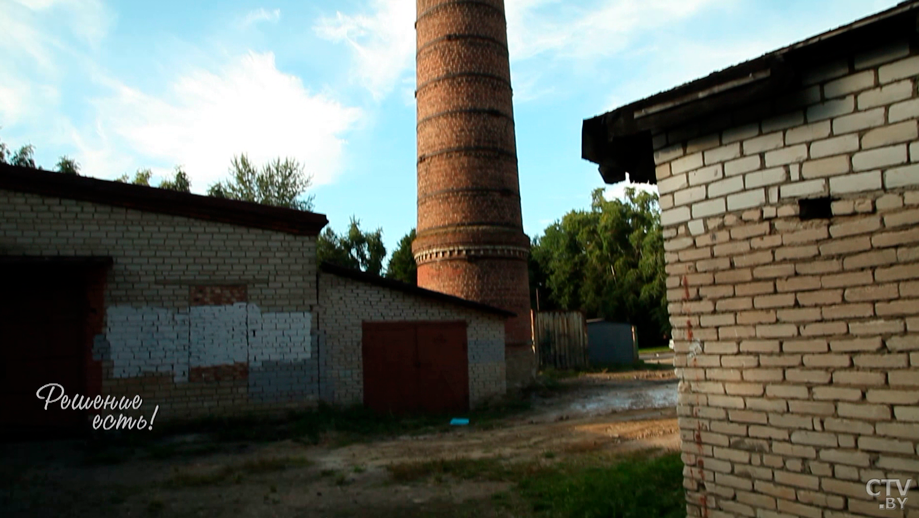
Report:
414,0,534,388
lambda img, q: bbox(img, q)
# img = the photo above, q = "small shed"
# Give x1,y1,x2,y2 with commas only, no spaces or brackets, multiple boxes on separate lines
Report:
586,319,637,366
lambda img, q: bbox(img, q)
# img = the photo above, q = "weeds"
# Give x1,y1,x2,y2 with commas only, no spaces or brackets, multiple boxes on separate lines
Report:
517,451,685,517
146,499,165,515
388,450,685,518
152,401,531,447
163,455,312,488
387,457,532,483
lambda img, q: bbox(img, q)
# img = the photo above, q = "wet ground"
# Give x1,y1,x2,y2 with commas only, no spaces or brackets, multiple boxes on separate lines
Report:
1,369,679,518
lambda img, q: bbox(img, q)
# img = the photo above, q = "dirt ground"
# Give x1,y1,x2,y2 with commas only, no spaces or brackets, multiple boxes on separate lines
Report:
1,370,679,518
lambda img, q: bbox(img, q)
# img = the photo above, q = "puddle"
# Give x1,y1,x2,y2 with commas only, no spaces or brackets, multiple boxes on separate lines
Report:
537,379,679,421
572,380,678,414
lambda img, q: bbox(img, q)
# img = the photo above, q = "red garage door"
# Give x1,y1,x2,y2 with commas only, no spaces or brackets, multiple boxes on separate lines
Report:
0,264,95,435
362,321,469,414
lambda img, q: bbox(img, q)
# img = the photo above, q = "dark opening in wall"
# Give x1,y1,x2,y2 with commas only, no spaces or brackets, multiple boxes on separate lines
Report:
798,197,833,220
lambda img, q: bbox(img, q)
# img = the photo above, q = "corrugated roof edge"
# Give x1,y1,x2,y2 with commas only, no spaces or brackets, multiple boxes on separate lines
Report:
319,262,516,318
583,0,919,184
0,163,328,236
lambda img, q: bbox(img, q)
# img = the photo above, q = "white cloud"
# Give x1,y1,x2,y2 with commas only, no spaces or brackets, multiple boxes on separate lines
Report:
7,0,112,47
0,0,109,140
315,0,720,101
241,8,281,27
314,0,415,100
507,0,722,62
603,174,657,201
603,37,783,112
90,52,362,191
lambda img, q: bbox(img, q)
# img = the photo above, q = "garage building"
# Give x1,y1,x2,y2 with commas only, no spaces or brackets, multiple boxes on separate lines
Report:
0,164,508,434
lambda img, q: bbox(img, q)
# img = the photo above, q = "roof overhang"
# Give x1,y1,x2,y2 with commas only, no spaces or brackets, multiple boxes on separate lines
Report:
583,0,919,184
320,262,515,318
0,164,328,236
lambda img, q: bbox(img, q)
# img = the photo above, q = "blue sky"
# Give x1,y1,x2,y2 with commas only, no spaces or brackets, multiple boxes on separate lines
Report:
0,0,898,255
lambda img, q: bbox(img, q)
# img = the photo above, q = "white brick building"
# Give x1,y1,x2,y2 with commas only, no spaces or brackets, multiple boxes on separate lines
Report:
0,165,508,434
583,3,919,518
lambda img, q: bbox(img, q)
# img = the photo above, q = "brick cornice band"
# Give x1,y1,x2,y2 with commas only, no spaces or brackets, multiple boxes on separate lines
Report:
414,245,530,263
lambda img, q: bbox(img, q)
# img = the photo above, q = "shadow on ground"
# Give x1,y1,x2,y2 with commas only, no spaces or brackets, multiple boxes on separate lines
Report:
1,368,682,518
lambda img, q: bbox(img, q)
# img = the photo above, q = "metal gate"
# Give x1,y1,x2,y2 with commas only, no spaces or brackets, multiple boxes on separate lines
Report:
362,321,469,414
0,266,91,433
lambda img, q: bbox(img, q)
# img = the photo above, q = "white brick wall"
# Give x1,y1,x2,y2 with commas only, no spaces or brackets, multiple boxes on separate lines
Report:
0,189,320,420
652,45,919,518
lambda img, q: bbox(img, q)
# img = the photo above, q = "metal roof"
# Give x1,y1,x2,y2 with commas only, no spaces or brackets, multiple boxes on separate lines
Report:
0,163,328,236
582,1,919,184
320,262,515,318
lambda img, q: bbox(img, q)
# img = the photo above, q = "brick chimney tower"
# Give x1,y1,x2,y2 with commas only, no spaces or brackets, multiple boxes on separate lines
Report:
414,0,535,389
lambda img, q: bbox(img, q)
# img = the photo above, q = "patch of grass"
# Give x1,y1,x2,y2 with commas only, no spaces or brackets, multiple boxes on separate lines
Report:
165,465,236,488
81,398,532,456
388,450,685,518
320,469,337,478
639,346,672,354
239,456,313,473
334,473,350,486
83,447,132,466
540,359,674,376
540,367,582,381
541,451,556,459
517,451,685,518
146,499,165,515
351,464,366,473
561,440,605,454
163,456,311,488
387,457,537,484
160,401,530,447
145,442,222,460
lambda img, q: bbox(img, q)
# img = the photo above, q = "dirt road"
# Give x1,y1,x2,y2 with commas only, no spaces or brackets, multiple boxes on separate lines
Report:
1,370,679,518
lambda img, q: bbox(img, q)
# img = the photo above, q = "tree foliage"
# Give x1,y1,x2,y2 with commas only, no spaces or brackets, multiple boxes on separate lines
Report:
1,143,37,168
116,167,191,192
207,154,314,211
159,166,191,192
56,156,80,175
318,217,386,276
386,228,417,284
530,187,669,347
116,168,153,186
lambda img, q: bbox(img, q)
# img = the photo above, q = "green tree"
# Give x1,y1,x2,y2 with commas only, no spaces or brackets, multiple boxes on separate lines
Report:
530,188,669,348
0,132,38,168
116,168,153,186
159,166,191,192
56,156,80,175
318,217,386,275
207,154,314,211
10,144,36,168
385,229,417,284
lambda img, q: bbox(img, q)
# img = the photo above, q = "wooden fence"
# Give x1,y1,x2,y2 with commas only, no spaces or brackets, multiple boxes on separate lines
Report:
531,310,589,370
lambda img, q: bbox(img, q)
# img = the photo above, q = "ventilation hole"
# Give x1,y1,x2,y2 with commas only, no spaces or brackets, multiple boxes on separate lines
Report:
798,197,833,220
